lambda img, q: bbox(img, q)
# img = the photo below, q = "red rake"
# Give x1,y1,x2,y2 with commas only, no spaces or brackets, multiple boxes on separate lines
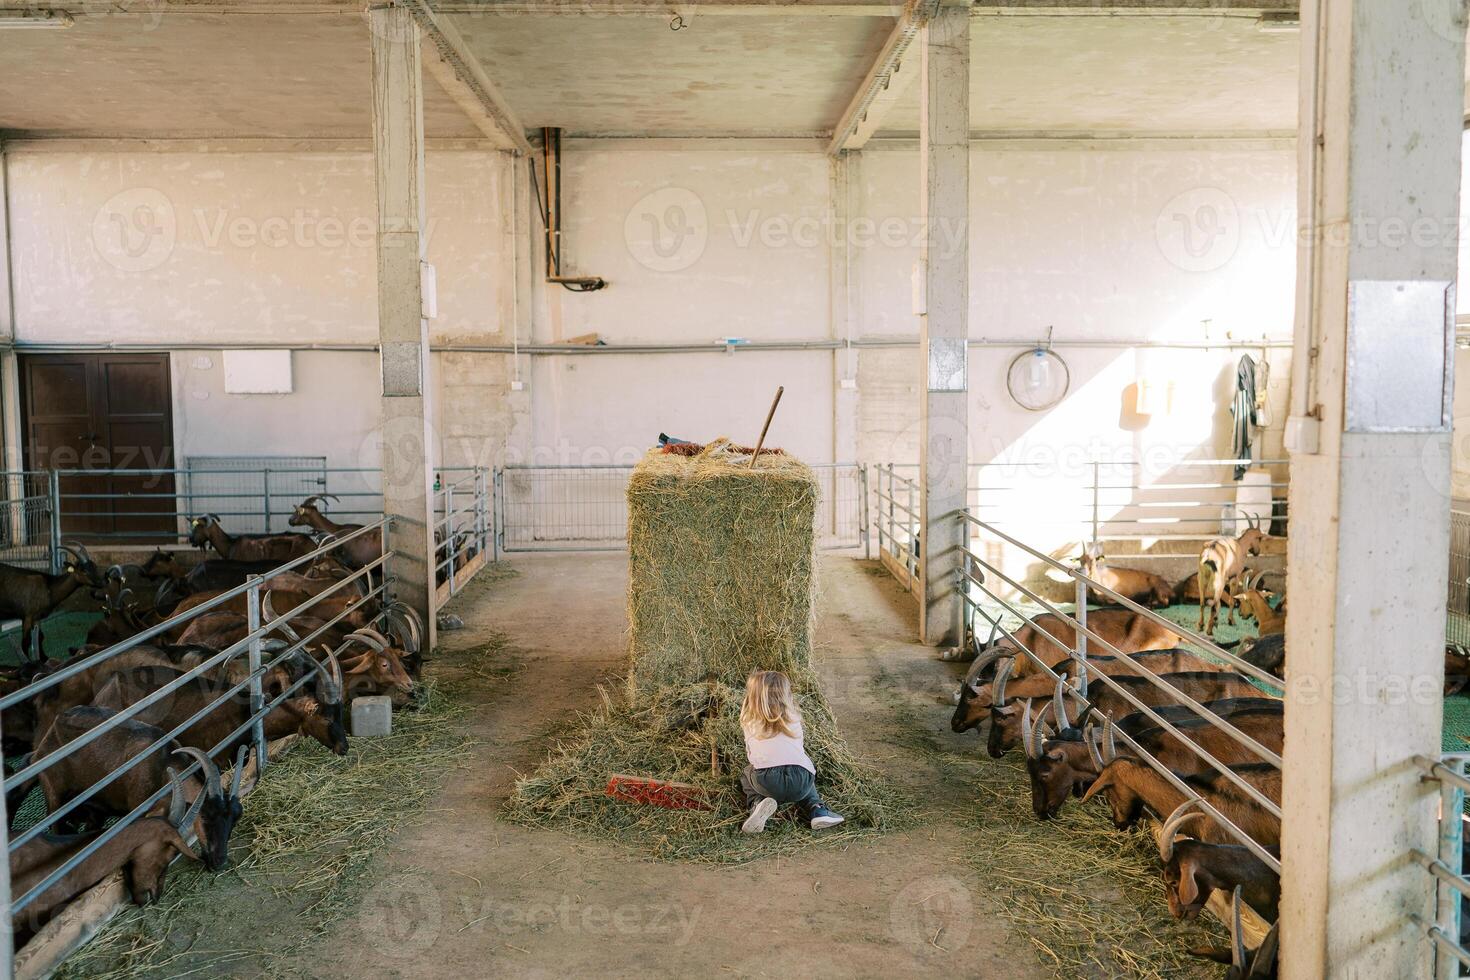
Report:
605,774,715,811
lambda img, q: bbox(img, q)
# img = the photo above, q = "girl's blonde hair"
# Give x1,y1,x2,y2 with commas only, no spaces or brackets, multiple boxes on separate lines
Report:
740,670,801,739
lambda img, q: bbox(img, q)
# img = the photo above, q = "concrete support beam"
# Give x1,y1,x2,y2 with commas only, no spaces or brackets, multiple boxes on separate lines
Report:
916,2,968,646
1280,3,1466,977
827,1,932,154
370,4,437,650
402,0,533,155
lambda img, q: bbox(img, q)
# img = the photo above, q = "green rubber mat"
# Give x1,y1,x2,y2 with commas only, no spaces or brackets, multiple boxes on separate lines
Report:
0,611,103,667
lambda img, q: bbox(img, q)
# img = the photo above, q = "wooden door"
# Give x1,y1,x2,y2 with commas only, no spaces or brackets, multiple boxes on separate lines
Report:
22,354,176,541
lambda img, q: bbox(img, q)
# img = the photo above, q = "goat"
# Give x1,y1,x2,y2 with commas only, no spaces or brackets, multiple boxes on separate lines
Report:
0,543,101,660
330,629,415,705
1159,801,1280,921
140,549,188,581
166,586,370,637
1188,887,1280,979
289,496,381,570
1199,517,1267,633
986,671,1266,759
30,707,249,872
1081,756,1281,846
1078,545,1172,608
93,652,348,760
1234,572,1286,637
1023,699,1284,820
9,770,202,945
967,609,1183,681
1223,633,1286,676
953,646,1229,732
1447,643,1470,696
187,514,316,563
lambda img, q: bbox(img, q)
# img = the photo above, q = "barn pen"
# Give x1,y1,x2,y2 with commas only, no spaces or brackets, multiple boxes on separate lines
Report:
0,1,1468,978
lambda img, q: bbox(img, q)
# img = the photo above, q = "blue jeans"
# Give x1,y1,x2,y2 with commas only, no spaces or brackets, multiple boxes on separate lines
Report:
740,764,823,817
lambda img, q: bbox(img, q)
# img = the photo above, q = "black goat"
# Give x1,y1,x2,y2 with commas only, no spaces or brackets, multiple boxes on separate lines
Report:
0,543,101,660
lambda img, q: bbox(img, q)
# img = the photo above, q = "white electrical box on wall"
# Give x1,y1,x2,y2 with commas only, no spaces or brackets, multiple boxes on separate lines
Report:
223,350,292,394
421,261,438,320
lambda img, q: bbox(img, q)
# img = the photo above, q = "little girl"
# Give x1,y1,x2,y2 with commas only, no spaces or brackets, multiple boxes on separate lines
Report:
738,670,845,833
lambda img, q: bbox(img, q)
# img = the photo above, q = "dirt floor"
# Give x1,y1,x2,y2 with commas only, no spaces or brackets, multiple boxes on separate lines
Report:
299,552,1048,979
56,552,1226,979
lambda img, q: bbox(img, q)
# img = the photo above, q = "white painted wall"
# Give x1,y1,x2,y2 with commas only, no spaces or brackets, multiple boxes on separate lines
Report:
4,140,1300,525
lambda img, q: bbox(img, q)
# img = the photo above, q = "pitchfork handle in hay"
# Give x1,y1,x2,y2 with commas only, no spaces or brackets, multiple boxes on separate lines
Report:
750,386,784,468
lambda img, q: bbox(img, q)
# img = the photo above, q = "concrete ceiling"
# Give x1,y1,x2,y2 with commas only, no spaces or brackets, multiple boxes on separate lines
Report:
449,13,892,137
0,14,480,139
0,5,1312,142
888,14,1302,136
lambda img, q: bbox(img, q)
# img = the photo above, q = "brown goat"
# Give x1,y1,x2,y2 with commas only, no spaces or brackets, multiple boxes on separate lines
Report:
288,496,382,570
963,609,1183,692
1199,518,1267,633
187,515,317,563
1024,699,1285,821
10,808,198,944
981,670,1267,758
1081,756,1281,846
1234,573,1286,637
1159,802,1280,921
1078,546,1173,608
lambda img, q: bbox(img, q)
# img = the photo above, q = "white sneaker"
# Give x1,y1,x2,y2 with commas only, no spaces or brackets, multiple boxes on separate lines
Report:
742,797,778,834
809,807,845,830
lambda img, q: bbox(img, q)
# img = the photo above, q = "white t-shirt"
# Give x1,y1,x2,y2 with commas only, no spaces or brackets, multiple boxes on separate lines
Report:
743,718,815,773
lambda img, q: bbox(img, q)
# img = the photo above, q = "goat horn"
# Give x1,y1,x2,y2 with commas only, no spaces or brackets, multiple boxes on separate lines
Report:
346,630,386,653
173,746,222,801
1158,799,1205,862
390,601,425,646
1085,726,1105,771
262,591,301,644
318,651,344,704
62,540,92,561
1103,718,1118,764
1021,700,1036,758
1052,673,1073,730
166,766,187,826
991,657,1013,706
358,627,395,648
1030,701,1053,760
1250,921,1281,979
386,608,420,654
229,744,249,800
1230,887,1247,971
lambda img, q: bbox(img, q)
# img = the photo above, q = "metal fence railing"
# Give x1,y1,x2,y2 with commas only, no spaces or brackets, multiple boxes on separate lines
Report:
0,520,397,956
1413,754,1470,979
0,467,494,616
1449,511,1470,646
880,458,1287,553
0,472,57,572
952,511,1285,950
493,463,867,553
872,463,919,591
434,468,491,604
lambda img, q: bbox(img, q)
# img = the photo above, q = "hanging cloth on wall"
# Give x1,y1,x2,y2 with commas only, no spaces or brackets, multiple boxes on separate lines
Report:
1231,355,1258,480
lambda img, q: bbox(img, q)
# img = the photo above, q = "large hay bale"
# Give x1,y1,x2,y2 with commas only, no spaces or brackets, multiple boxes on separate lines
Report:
626,446,818,697
506,442,899,860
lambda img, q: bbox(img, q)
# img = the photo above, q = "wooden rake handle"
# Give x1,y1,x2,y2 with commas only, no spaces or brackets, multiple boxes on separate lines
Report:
749,386,785,469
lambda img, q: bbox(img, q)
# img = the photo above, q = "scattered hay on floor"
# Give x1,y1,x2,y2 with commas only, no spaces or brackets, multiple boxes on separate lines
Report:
505,669,906,863
51,640,498,980
958,753,1227,980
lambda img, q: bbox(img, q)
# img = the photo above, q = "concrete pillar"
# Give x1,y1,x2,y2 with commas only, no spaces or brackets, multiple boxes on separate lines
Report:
917,3,968,646
1280,3,1466,977
370,5,437,648
830,150,859,468
0,147,21,478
